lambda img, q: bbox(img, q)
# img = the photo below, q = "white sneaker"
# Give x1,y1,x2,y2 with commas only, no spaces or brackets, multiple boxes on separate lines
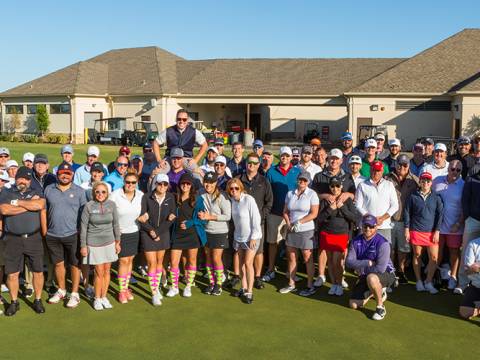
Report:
49,289,67,304
372,305,386,320
386,286,393,293
203,273,209,278
183,286,192,297
416,280,426,292
152,292,162,306
335,285,343,296
93,298,103,311
166,286,179,298
222,272,227,283
328,285,337,295
314,275,326,288
425,282,439,294
67,293,80,308
286,272,300,282
1,283,9,293
454,285,466,294
157,289,163,300
341,277,349,289
130,276,137,285
381,288,387,302
138,266,148,277
102,297,114,309
447,276,457,290
262,269,275,282
84,286,95,299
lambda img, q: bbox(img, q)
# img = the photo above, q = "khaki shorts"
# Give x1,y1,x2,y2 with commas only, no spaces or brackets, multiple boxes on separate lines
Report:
266,214,287,244
391,221,411,253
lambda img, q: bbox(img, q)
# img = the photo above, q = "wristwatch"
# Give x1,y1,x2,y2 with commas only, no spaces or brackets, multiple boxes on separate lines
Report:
10,199,18,206
455,222,461,227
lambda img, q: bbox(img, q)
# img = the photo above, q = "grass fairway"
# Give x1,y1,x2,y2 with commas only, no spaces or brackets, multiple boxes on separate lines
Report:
0,142,478,359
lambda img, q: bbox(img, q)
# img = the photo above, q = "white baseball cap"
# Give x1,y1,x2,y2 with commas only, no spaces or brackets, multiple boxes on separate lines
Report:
389,139,401,147
154,174,169,184
23,152,35,163
349,155,362,165
374,133,385,140
434,143,447,152
207,147,219,155
131,154,143,163
87,146,100,157
0,170,9,181
279,146,292,156
365,139,377,148
6,160,18,170
214,156,227,165
329,148,342,159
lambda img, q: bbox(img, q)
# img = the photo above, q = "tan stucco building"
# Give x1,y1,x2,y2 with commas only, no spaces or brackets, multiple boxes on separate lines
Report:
1,29,480,149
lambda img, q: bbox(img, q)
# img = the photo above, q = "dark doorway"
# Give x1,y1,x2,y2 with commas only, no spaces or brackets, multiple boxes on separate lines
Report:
357,117,373,143
453,118,460,139
245,113,261,139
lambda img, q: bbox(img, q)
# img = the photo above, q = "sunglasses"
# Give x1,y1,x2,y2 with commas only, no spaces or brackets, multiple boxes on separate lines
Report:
330,184,341,188
171,157,183,161
157,182,169,187
449,168,461,173
0,155,9,158
292,155,300,158
180,182,192,186
176,118,188,122
247,160,259,165
120,152,129,156
95,190,107,195
397,163,408,168
230,187,240,191
298,178,309,183
143,149,153,153
475,140,480,145
117,163,128,167
215,163,225,167
280,154,291,158
342,138,352,141
125,181,137,185
253,145,263,149
363,224,375,229
421,179,431,183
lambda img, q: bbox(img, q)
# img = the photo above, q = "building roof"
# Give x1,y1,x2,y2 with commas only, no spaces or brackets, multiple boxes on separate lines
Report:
348,29,480,94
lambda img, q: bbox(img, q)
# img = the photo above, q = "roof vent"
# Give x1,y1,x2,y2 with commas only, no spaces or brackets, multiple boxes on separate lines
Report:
142,80,146,85
30,85,33,89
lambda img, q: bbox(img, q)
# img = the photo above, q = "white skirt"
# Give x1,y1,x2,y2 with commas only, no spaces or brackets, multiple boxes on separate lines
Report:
82,242,118,265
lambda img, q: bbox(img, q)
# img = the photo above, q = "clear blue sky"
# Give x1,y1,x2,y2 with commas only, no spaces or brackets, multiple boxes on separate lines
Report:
1,0,479,92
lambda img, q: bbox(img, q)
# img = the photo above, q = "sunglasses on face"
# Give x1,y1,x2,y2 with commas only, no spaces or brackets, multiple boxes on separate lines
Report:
172,157,183,161
180,182,191,186
230,187,240,191
117,163,128,167
176,118,188,122
0,155,9,158
215,163,225,167
125,181,137,185
449,168,461,173
253,145,262,149
421,179,431,183
143,149,153,153
120,152,129,156
330,184,341,188
280,154,291,158
475,140,480,145
298,178,309,183
397,163,408,168
247,160,259,165
292,155,300,158
157,182,169,187
95,190,107,195
363,224,375,229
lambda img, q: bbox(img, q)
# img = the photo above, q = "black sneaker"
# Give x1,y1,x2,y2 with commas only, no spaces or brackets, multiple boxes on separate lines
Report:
234,287,246,297
212,284,222,296
205,284,214,294
33,299,45,314
254,277,265,290
47,285,57,296
181,276,187,285
398,272,408,285
226,275,240,289
6,300,20,317
245,292,253,304
24,288,33,298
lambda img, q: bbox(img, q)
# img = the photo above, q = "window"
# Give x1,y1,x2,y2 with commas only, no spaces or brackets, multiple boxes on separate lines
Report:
5,105,23,114
395,101,452,111
27,105,37,114
50,104,71,114
189,112,199,121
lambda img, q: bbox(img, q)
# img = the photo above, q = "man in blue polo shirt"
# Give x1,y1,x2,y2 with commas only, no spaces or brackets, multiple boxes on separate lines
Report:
263,146,301,282
73,146,108,185
340,132,365,173
104,155,130,191
52,145,82,175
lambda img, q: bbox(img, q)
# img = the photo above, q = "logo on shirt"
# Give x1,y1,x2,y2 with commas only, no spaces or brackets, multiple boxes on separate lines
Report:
107,208,111,212
26,195,32,199
92,210,100,214
70,194,74,198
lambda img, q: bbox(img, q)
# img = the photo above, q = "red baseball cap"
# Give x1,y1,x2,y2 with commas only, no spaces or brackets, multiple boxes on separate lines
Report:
371,161,384,171
119,146,130,154
419,172,433,181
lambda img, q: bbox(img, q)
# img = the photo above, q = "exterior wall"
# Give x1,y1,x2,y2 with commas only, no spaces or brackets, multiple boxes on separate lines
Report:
112,96,163,132
455,95,480,138
175,102,253,129
351,96,454,150
73,96,110,135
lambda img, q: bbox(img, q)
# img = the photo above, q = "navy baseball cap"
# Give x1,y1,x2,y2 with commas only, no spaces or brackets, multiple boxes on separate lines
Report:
143,142,153,149
15,166,32,180
457,135,471,144
57,162,73,174
90,162,105,174
204,171,218,182
213,138,225,146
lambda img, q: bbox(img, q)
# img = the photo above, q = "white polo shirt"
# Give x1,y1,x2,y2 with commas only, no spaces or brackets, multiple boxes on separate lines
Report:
285,187,319,232
199,163,232,177
432,175,464,235
109,188,144,234
352,173,366,188
295,162,322,187
420,161,449,180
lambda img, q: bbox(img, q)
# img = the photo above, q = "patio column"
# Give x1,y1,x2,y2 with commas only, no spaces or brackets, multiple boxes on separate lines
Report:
246,103,250,130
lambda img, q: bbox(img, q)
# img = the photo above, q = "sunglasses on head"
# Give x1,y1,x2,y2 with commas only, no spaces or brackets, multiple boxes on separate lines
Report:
421,178,431,183
449,168,461,173
125,181,137,185
247,160,259,165
176,118,188,122
95,190,107,195
363,224,375,229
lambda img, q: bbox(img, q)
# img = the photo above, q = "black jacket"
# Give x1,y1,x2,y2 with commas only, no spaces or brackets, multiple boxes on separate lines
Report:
236,172,273,225
447,153,478,180
462,172,480,221
312,168,356,195
317,198,357,235
139,191,176,242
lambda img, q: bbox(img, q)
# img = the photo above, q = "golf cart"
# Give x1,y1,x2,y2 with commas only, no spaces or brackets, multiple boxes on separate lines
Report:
89,118,128,145
356,125,389,150
188,120,215,144
303,122,320,143
123,121,159,146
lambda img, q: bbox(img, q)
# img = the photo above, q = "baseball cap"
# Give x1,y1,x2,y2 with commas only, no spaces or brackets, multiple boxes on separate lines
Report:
279,147,292,156
87,146,100,157
420,172,433,181
15,166,32,180
213,138,225,146
214,156,227,165
119,146,130,154
131,154,143,163
143,142,153,149
262,150,273,156
341,132,353,141
365,139,377,148
253,140,263,147
6,160,18,170
292,148,300,156
389,139,401,147
457,135,471,144
23,152,35,162
297,170,311,182
179,173,193,184
362,214,377,227
329,149,342,159
422,138,434,145
90,162,105,174
301,145,313,154
310,138,321,146
434,143,447,152
0,170,9,181
371,161,384,171
204,171,218,182
154,174,169,184
349,155,362,165
396,154,410,165
412,143,424,151
170,147,185,158
57,162,73,174
207,147,219,155
34,154,48,164
61,145,73,154
374,133,385,140
0,148,10,156
330,177,342,186
474,135,480,141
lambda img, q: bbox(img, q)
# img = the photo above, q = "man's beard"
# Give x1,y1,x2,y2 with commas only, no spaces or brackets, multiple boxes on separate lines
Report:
16,184,31,192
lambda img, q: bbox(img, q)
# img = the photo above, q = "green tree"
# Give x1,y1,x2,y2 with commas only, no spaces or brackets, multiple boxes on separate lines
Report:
35,104,50,138
8,106,22,138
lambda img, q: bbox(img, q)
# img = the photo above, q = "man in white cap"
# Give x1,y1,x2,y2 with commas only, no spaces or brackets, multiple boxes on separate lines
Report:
360,139,388,178
349,155,366,188
374,133,389,160
73,146,108,185
383,139,402,173
0,148,10,170
214,156,232,192
5,160,18,188
295,145,322,187
200,147,232,177
263,147,301,282
52,145,81,175
420,143,449,180
22,152,35,168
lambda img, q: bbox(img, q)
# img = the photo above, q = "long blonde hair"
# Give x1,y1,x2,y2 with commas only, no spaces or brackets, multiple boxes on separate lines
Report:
226,178,247,199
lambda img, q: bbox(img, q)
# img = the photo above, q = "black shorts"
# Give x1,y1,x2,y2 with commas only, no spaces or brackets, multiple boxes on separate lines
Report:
3,233,44,274
118,232,139,258
141,231,170,252
460,285,480,308
350,272,396,300
205,233,229,249
45,233,81,266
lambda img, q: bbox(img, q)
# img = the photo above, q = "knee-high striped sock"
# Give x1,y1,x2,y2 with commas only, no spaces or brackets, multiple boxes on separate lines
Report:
118,275,128,293
155,269,162,291
126,272,132,290
186,267,197,288
214,266,224,286
148,273,157,295
206,263,215,285
170,267,180,289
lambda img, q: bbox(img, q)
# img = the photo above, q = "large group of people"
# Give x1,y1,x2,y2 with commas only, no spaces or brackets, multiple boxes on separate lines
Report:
1,109,480,322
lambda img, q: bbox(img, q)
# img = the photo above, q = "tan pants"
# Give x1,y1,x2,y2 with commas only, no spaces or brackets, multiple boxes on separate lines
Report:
24,236,56,290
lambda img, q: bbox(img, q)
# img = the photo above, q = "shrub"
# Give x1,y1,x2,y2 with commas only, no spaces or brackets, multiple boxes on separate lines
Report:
12,137,19,142
47,134,57,143
35,104,50,137
21,134,37,142
37,138,43,144
56,134,68,144
4,135,11,142
30,137,37,143
0,135,4,141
